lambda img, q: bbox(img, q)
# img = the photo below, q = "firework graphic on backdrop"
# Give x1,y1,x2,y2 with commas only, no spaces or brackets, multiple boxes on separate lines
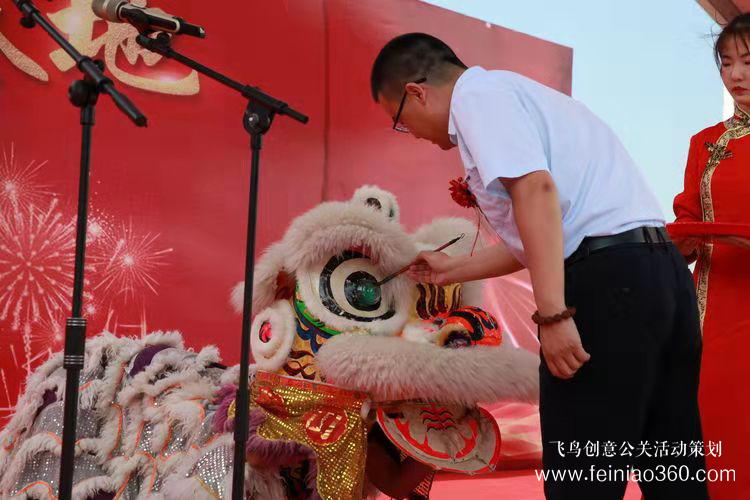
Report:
86,206,116,246
0,143,54,215
0,368,13,417
0,198,77,375
28,290,99,356
89,219,173,303
0,145,174,415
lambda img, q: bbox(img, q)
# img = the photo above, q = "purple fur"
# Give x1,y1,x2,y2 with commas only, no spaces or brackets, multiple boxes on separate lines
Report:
129,344,170,376
305,458,322,500
212,384,238,433
246,408,311,468
34,389,58,419
88,492,114,500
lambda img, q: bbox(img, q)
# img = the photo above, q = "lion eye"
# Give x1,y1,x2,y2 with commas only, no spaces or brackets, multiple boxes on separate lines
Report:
318,251,394,322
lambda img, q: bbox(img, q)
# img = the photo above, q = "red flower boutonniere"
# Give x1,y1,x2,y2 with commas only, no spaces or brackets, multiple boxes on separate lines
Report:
449,177,477,208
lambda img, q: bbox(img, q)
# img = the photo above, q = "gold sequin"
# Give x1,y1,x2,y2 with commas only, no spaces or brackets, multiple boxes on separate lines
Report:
227,399,236,421
252,371,368,500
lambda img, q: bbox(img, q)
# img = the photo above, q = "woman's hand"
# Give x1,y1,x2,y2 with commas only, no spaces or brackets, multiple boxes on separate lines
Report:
406,251,457,285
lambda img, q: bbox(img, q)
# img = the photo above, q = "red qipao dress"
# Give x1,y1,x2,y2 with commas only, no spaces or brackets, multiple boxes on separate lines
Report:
673,108,750,498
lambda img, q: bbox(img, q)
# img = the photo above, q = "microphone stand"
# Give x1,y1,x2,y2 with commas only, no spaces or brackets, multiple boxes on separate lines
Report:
11,2,147,499
135,31,308,499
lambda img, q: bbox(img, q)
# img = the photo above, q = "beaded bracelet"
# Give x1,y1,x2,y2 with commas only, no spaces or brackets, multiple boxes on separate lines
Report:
531,307,577,326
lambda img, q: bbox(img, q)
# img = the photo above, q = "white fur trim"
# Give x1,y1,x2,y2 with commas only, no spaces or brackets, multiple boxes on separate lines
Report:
143,331,185,349
316,334,540,405
72,476,116,499
118,348,197,406
231,241,290,315
161,389,213,442
281,201,415,272
0,371,64,476
230,280,246,315
400,320,440,344
350,185,400,223
0,330,231,500
194,345,220,369
219,365,241,386
0,353,64,454
250,300,296,371
0,433,61,492
244,465,286,500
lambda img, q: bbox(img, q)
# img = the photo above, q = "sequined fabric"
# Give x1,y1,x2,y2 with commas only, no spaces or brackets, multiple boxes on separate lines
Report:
252,371,369,500
189,443,233,499
0,334,233,499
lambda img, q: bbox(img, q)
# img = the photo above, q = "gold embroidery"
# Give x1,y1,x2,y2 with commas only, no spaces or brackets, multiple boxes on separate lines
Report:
696,106,750,328
725,105,750,129
704,142,732,160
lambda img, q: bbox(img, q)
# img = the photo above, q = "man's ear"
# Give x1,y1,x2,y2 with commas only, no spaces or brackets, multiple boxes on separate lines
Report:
405,82,427,105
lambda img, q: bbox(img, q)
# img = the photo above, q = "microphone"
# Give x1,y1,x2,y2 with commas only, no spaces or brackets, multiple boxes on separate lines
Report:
91,0,205,38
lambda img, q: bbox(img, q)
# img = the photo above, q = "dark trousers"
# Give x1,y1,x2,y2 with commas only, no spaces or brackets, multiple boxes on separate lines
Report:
540,242,709,499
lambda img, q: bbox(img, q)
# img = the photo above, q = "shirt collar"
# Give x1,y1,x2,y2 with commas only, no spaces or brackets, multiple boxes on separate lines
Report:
448,66,486,142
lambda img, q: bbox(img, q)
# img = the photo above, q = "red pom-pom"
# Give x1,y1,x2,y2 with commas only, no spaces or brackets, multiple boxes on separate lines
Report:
449,177,478,208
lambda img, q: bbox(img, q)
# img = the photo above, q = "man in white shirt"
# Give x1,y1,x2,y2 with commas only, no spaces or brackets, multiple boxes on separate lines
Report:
370,33,708,499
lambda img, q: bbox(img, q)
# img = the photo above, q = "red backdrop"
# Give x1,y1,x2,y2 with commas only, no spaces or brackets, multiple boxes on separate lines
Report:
0,0,571,435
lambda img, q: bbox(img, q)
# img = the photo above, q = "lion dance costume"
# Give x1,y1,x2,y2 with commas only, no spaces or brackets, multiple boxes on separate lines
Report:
0,186,539,499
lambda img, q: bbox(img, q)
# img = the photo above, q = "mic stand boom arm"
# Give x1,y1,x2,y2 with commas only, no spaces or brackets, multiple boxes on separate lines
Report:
135,31,307,500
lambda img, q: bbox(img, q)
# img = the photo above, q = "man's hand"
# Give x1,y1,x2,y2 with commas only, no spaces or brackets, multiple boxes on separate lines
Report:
539,318,591,379
406,251,456,285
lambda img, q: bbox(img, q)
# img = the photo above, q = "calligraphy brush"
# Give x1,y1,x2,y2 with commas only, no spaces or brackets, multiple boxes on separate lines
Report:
376,233,465,286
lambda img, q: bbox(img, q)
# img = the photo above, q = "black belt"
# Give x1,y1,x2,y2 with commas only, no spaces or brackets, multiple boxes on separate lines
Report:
565,226,671,268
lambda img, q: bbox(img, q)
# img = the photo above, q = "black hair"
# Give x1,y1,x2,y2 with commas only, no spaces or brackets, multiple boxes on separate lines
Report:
715,13,750,67
370,33,467,102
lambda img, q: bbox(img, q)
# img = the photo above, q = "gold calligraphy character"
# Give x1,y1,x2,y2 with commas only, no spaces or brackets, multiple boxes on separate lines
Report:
46,0,198,95
0,7,49,81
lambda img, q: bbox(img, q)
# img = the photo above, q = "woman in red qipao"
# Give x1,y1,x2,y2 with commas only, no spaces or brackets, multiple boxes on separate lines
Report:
673,14,750,499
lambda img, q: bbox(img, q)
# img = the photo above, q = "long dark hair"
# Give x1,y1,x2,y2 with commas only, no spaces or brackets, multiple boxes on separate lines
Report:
715,13,750,67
